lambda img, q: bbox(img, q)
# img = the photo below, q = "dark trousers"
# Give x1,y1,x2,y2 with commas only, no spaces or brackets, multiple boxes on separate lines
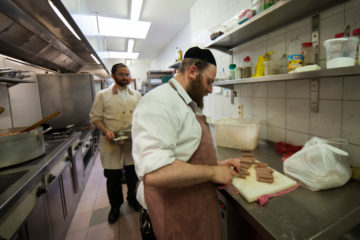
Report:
104,165,138,208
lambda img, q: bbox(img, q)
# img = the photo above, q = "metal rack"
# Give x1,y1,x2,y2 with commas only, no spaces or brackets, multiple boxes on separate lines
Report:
146,70,173,92
206,0,347,53
0,68,34,88
213,66,360,89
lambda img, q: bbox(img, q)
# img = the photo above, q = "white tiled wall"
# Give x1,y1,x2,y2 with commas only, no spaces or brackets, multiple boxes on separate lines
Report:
150,0,360,167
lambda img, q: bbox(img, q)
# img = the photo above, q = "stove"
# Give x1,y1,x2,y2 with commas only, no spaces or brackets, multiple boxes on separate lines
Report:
43,127,74,142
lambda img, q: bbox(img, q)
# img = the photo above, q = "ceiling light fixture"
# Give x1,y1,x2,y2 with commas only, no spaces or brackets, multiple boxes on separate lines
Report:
127,39,135,52
91,54,100,64
97,51,139,59
130,0,143,21
48,0,81,40
72,14,151,39
125,59,131,66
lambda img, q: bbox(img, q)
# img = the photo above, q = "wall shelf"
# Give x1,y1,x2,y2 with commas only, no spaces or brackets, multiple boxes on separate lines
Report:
169,62,181,69
0,76,35,88
206,0,347,53
213,66,360,89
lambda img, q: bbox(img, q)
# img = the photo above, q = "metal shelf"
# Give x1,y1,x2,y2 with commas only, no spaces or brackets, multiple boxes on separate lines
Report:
0,76,35,88
213,66,360,89
206,0,347,53
169,62,181,69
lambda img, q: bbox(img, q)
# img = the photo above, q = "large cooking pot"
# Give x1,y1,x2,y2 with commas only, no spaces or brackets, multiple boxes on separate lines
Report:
0,127,45,168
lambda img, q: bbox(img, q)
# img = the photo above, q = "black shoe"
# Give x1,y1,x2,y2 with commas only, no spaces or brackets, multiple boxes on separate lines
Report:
128,199,141,212
108,207,120,224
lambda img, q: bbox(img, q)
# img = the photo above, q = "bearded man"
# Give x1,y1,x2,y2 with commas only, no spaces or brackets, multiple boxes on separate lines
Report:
132,47,241,240
90,63,142,224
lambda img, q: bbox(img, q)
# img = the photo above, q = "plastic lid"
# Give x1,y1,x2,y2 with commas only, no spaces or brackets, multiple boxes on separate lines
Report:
229,64,236,70
353,28,360,36
335,32,345,38
244,56,251,62
302,42,313,47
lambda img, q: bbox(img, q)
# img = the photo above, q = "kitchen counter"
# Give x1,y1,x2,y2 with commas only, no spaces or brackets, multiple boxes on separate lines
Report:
0,132,81,216
217,140,360,240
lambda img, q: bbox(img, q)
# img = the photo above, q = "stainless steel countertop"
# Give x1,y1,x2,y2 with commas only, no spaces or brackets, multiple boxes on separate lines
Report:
217,140,360,240
0,132,81,216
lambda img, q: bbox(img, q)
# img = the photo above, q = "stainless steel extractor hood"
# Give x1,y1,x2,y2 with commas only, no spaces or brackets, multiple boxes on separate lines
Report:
0,0,109,77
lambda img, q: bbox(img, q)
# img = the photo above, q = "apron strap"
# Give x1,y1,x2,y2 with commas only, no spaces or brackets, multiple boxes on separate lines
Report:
168,81,196,114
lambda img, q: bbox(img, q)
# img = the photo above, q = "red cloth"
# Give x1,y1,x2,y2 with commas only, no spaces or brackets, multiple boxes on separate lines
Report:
257,184,299,207
275,142,302,162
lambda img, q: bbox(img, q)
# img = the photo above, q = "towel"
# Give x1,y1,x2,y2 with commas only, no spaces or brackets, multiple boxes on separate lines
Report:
257,184,299,207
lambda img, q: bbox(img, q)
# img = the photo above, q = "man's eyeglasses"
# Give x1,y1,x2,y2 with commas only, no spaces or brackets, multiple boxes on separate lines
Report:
115,73,130,77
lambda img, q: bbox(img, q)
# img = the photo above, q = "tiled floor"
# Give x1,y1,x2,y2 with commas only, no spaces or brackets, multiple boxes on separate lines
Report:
66,154,141,240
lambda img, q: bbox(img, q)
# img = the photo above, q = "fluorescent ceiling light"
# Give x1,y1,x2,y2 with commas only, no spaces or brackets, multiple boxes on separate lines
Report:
72,14,151,39
97,51,139,59
131,0,143,21
128,39,135,52
125,59,131,66
91,54,100,64
48,0,81,40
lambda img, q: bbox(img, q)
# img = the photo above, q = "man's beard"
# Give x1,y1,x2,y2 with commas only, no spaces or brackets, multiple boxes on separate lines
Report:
187,74,206,109
115,78,129,87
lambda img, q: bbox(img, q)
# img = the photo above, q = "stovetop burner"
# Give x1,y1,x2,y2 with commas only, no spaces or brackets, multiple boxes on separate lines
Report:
44,126,75,141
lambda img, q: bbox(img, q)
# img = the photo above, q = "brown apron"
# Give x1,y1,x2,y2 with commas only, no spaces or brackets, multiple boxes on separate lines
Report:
144,82,221,240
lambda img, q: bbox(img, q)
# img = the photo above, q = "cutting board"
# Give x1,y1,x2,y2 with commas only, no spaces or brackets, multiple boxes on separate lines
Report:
232,164,297,203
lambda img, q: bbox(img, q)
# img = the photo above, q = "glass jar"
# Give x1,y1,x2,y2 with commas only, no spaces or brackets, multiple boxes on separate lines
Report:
302,42,316,65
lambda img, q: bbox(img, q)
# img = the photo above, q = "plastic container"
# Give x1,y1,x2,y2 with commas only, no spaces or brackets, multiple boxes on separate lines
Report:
263,60,275,75
352,28,360,65
302,42,316,65
323,37,359,69
288,38,304,72
213,118,260,151
229,64,236,80
242,56,252,78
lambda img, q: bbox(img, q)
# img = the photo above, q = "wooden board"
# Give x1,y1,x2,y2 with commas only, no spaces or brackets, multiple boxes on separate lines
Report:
232,164,297,203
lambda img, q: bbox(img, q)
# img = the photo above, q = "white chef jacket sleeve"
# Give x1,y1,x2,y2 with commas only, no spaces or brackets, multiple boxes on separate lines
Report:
132,98,179,180
89,91,104,123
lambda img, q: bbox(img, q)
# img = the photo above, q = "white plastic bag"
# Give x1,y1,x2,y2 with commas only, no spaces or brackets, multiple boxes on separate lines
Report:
283,137,351,191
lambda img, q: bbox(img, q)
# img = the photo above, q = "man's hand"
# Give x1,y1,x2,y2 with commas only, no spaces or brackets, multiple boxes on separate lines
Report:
211,165,238,189
218,158,241,173
104,130,115,140
214,158,241,189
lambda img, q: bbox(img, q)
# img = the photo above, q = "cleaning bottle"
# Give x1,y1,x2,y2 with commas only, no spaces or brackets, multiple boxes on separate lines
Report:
252,52,273,77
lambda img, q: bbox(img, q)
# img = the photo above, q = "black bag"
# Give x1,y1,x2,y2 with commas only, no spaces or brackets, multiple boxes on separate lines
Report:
140,208,157,240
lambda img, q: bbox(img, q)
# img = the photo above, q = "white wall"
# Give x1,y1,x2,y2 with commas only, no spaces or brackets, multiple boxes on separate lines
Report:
150,0,360,167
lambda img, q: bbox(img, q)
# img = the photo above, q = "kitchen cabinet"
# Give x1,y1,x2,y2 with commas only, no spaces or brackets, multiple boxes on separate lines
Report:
24,193,51,240
46,162,69,240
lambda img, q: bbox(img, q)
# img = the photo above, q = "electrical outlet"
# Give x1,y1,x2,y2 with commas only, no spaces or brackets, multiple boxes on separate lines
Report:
238,104,243,117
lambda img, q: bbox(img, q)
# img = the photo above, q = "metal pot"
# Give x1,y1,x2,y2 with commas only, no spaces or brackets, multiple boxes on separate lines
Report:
0,126,45,168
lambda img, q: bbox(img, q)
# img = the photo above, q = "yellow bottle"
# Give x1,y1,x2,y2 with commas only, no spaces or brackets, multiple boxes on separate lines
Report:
176,47,183,62
252,51,273,77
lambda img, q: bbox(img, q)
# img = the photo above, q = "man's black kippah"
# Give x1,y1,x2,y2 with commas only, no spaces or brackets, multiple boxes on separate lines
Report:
183,46,216,66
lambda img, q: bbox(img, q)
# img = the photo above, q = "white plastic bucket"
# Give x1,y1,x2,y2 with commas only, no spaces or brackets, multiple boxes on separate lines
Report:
213,118,260,151
323,37,359,68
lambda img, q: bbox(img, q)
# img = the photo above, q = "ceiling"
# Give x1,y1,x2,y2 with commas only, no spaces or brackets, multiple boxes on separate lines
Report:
62,0,197,70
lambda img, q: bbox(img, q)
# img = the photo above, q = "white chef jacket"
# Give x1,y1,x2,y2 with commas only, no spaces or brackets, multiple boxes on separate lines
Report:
90,84,141,169
132,78,203,208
